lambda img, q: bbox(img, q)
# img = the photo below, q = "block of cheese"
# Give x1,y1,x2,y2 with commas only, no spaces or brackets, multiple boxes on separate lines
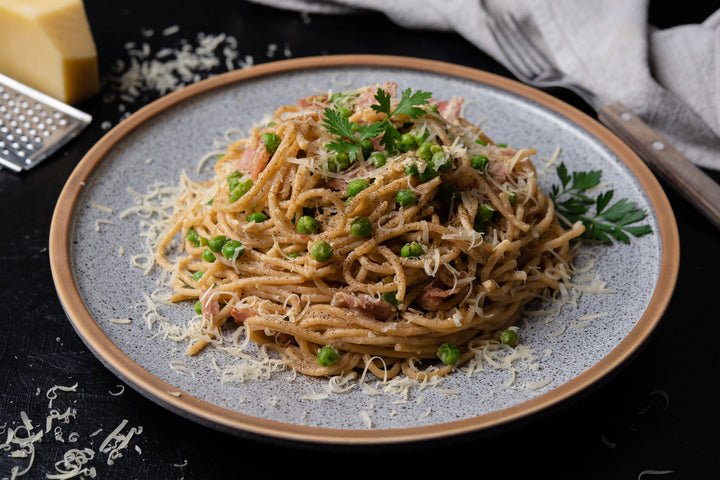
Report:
0,0,100,104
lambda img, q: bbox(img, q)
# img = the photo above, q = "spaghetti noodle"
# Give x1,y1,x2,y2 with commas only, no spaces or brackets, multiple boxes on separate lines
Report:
153,82,585,381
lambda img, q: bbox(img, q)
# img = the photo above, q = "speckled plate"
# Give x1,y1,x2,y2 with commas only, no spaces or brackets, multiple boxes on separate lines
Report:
49,55,679,446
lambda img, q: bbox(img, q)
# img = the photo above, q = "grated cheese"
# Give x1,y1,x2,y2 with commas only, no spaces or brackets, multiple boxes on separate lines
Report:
109,318,132,325
1,382,146,479
46,383,78,409
89,203,113,214
98,419,143,466
637,470,674,478
108,385,125,396
359,411,373,428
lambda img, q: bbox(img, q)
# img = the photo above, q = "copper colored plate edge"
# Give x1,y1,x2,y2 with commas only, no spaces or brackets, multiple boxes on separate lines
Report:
48,54,680,446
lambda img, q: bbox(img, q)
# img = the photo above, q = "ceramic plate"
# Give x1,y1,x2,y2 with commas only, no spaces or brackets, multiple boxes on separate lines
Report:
49,55,679,446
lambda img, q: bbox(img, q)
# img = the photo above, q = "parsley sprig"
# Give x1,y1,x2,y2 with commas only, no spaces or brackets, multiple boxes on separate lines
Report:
321,87,432,159
322,108,384,160
371,87,432,153
550,162,652,243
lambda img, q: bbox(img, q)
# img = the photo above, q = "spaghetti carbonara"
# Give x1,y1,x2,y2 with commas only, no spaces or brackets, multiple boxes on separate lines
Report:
153,82,585,380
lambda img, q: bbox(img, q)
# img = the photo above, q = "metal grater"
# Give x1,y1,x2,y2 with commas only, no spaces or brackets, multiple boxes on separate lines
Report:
0,72,92,172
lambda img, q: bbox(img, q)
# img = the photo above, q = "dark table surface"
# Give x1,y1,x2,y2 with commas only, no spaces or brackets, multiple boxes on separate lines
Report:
2,1,719,478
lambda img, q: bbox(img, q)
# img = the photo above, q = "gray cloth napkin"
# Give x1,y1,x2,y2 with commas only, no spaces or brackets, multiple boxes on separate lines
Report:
249,0,720,171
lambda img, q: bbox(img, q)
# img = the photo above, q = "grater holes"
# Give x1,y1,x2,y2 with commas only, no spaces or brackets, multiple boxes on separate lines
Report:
0,96,53,157
0,76,90,170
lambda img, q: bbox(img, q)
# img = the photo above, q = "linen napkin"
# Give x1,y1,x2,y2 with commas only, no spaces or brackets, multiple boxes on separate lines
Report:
248,0,720,171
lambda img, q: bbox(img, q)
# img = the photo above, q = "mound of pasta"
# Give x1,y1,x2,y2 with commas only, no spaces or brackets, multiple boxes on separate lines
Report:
156,82,585,380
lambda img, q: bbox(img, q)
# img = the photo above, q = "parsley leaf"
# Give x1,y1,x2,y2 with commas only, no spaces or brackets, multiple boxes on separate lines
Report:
371,87,432,119
322,107,384,159
371,87,431,153
371,88,394,117
322,86,432,159
549,162,652,244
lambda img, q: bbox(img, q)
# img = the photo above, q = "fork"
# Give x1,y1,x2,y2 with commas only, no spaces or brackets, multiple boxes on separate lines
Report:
488,12,720,231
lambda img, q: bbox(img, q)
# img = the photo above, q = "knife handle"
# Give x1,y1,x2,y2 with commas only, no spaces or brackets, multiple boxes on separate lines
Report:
598,102,720,231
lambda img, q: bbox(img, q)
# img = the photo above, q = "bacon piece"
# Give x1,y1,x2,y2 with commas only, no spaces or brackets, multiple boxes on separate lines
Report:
199,288,219,319
354,81,398,113
296,95,326,116
326,177,349,192
235,141,270,180
486,147,518,184
488,157,507,183
335,292,396,321
418,284,453,310
230,307,256,325
436,96,464,123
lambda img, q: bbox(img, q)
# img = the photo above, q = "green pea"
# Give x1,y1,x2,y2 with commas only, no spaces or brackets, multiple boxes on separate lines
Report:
296,215,319,234
500,329,519,347
330,92,346,103
400,241,424,258
209,235,229,252
404,162,419,177
222,240,245,260
431,151,452,172
438,183,461,209
227,170,242,191
207,235,227,252
310,240,333,262
347,179,370,198
414,129,430,145
437,343,460,365
470,155,489,171
369,151,386,168
336,105,352,118
202,249,216,262
192,271,203,281
334,151,351,170
395,189,417,208
417,142,434,161
316,345,339,367
381,291,399,306
286,251,300,259
475,204,495,224
246,211,267,223
229,177,253,202
186,227,201,247
417,164,438,182
326,158,338,173
261,132,281,153
397,133,416,152
350,216,371,237
194,301,202,315
361,139,374,158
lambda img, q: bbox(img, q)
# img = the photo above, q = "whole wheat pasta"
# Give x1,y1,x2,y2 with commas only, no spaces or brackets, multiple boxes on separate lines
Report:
154,82,585,380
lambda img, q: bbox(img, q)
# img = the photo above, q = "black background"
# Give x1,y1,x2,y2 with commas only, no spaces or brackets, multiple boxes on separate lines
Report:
2,1,719,478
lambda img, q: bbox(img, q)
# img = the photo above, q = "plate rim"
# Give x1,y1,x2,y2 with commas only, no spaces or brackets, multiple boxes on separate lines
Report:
48,54,680,446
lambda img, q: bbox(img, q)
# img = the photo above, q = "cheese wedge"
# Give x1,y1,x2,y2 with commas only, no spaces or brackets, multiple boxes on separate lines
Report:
0,0,100,104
